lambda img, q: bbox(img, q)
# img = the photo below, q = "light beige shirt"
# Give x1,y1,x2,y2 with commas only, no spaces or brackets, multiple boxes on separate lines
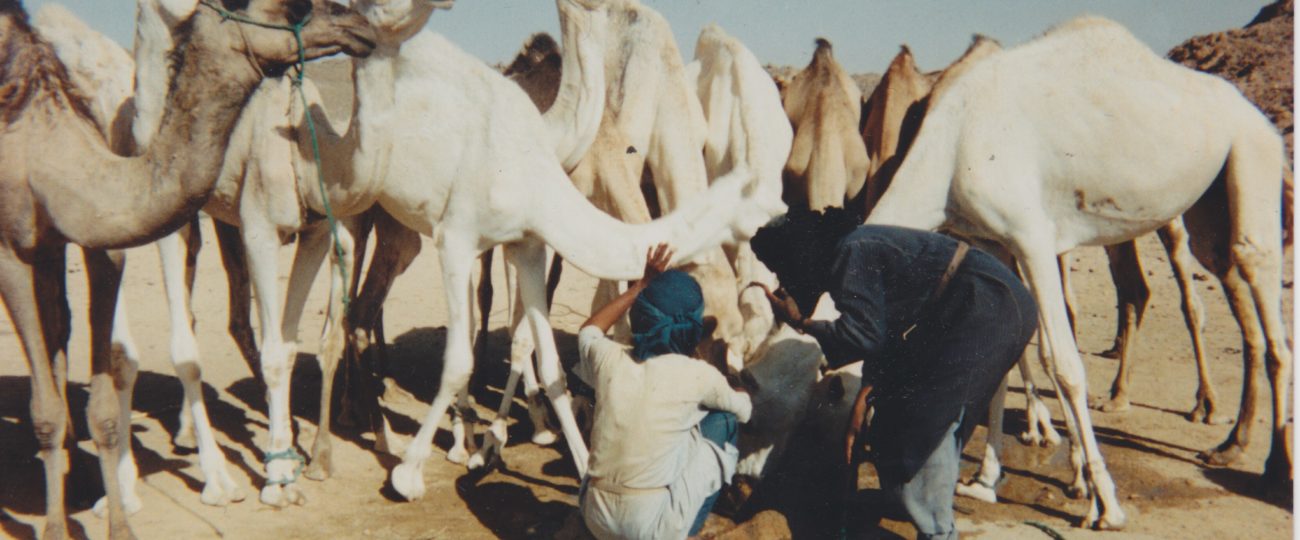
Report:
575,325,753,489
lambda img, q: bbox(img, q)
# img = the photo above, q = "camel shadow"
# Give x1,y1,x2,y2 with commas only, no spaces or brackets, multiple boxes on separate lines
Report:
381,326,584,441
0,375,202,522
129,370,262,485
455,471,574,539
1202,467,1293,510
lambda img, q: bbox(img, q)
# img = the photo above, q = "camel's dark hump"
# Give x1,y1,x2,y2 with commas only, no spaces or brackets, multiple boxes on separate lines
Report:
0,0,98,127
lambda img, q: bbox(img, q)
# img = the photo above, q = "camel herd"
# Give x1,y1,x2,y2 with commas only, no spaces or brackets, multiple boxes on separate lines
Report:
0,0,1291,538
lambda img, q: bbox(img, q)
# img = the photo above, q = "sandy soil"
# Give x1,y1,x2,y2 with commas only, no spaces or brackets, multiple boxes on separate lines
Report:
0,219,1291,539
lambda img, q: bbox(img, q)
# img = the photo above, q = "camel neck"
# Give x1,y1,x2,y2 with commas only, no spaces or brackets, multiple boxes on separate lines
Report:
546,2,606,172
130,0,181,151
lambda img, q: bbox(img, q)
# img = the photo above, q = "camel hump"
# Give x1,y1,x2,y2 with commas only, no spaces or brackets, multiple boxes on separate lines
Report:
887,45,918,74
0,0,96,126
813,37,833,59
1041,15,1130,40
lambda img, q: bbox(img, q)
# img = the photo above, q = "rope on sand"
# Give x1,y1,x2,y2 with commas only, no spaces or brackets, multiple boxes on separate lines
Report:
1023,520,1067,540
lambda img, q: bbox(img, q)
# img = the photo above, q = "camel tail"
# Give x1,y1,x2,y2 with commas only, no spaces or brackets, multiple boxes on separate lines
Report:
529,167,778,281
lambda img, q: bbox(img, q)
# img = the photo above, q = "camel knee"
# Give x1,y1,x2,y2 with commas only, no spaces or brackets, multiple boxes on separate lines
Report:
110,343,139,391
87,386,123,450
1230,240,1278,277
30,399,68,451
440,363,473,395
175,361,203,388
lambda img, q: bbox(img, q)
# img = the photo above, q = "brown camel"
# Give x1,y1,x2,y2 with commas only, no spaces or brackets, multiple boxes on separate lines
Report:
780,38,870,212
0,1,374,537
859,45,935,216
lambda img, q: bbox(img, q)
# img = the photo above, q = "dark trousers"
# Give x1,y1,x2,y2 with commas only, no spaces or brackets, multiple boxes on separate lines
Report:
689,410,739,536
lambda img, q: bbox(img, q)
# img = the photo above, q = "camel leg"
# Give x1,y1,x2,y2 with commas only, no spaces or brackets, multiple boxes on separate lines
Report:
545,251,564,309
501,252,559,447
157,232,203,449
0,248,72,539
390,234,479,501
1016,243,1125,529
468,279,557,469
214,220,260,376
1058,253,1077,333
81,249,140,540
1017,343,1061,447
507,240,590,477
270,222,350,482
1198,139,1293,488
476,249,495,366
88,257,146,518
242,217,307,507
1155,220,1224,424
448,386,479,465
1093,241,1149,413
957,374,1008,503
348,211,420,452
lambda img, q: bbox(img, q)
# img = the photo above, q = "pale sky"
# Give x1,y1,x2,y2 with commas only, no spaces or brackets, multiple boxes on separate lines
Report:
26,0,1272,73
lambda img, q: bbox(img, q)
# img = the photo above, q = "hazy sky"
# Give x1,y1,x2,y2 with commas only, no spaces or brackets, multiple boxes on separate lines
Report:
26,1,1271,73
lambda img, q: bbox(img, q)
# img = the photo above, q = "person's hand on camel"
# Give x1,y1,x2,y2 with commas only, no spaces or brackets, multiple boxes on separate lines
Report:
748,282,806,330
637,243,673,288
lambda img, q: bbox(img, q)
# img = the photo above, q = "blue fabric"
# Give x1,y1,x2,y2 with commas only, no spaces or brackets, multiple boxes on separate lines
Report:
875,410,965,540
630,270,705,361
689,411,739,536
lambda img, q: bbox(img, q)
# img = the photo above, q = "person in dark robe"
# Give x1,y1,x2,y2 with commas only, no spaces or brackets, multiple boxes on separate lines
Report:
749,208,1038,540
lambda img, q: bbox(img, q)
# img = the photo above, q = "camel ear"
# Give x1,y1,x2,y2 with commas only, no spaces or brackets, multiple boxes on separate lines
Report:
828,375,845,402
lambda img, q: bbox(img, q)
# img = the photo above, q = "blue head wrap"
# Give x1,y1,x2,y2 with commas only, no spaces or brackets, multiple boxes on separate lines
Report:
630,270,705,361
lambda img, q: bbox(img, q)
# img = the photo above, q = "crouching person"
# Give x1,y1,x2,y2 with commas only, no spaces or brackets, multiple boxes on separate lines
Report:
576,244,753,540
750,209,1038,540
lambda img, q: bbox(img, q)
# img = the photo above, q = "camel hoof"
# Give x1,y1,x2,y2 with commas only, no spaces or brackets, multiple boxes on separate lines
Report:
531,429,559,446
305,452,332,481
1198,444,1245,467
1091,396,1131,413
1187,402,1231,425
1085,508,1127,530
172,428,197,450
259,483,305,507
446,445,470,465
391,463,425,501
955,481,998,503
92,493,144,518
1097,346,1121,360
1065,484,1088,500
201,480,245,507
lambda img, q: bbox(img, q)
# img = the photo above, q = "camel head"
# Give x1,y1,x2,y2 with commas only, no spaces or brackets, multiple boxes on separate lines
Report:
185,0,376,75
354,0,453,46
503,32,560,77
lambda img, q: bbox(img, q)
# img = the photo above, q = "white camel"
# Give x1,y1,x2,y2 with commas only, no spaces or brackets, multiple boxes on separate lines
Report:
308,0,776,500
199,0,616,505
688,23,792,362
866,17,1292,529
